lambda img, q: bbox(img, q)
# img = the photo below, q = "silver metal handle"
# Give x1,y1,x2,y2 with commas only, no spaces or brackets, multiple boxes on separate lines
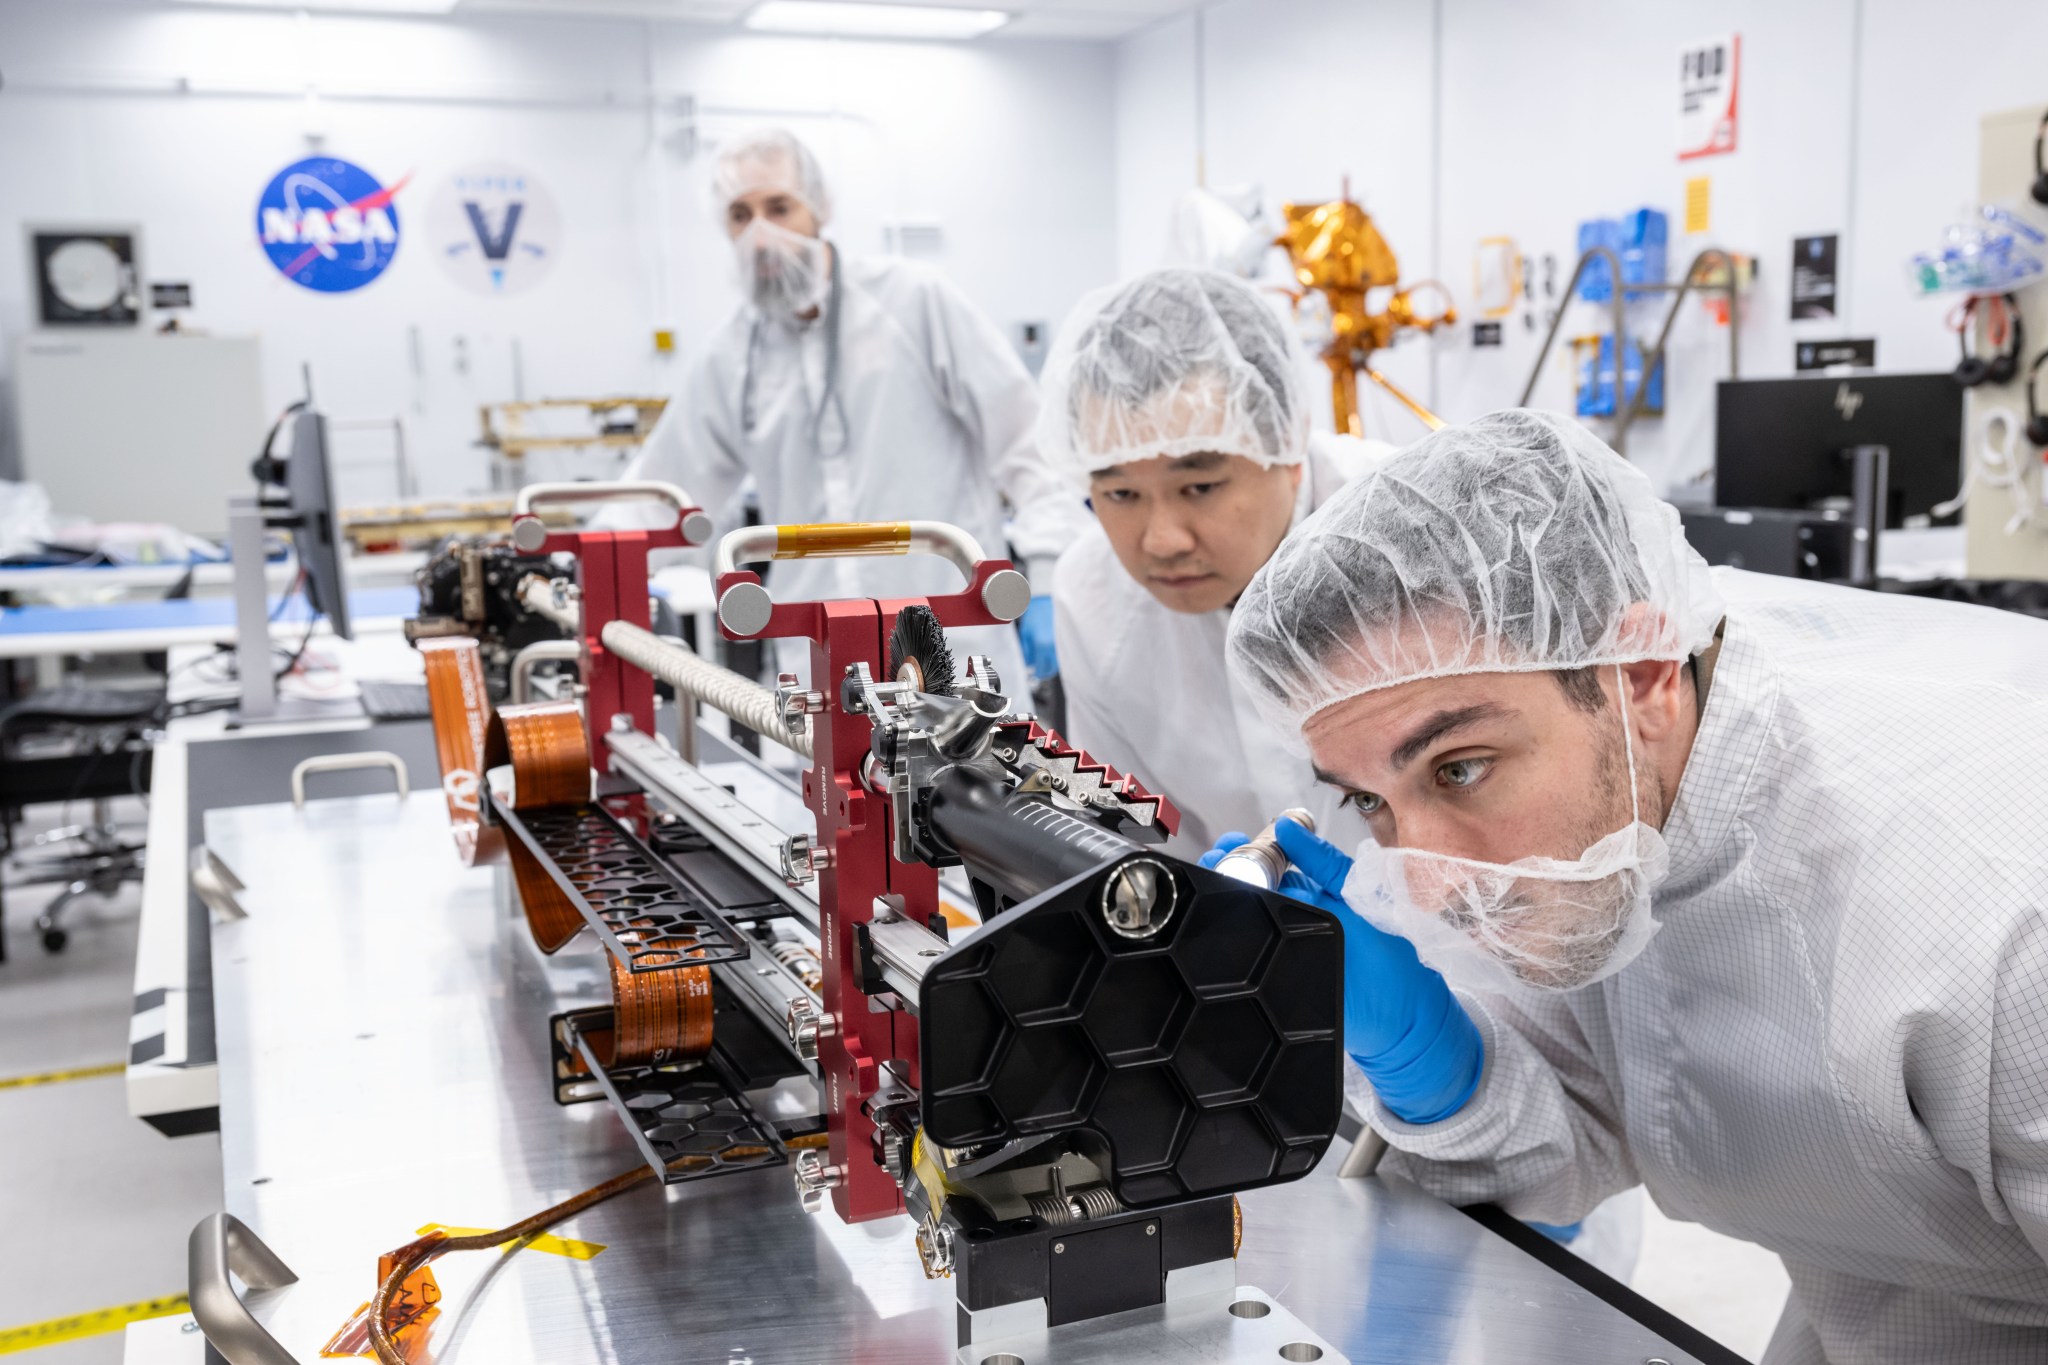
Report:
713,520,1030,636
510,638,582,704
510,480,713,549
188,1212,299,1364
290,751,410,809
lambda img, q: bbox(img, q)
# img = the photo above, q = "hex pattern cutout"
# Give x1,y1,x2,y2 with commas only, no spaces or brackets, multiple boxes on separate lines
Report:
920,864,1345,1209
989,909,1102,1021
1173,998,1278,1102
1176,891,1282,993
989,1022,1101,1132
1083,955,1193,1062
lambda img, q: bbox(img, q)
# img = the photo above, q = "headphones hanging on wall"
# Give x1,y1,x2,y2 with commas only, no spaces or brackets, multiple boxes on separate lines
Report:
2032,108,2048,206
1955,294,2026,387
2025,349,2048,447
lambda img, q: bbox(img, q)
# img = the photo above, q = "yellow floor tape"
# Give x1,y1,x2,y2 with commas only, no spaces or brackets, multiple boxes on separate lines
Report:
0,1294,189,1355
415,1223,606,1261
0,1061,126,1093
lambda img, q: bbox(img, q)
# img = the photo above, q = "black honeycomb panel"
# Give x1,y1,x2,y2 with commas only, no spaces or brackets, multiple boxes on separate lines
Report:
1091,1065,1191,1172
1082,955,1193,1063
1261,934,1343,1036
924,976,1010,1091
496,798,752,972
920,859,1345,1208
1176,1106,1281,1192
988,910,1102,1022
1259,1039,1343,1141
988,1022,1102,1133
1175,890,1282,993
1172,997,1278,1102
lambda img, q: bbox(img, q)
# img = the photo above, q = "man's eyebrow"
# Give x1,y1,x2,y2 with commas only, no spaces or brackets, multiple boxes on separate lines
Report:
1166,451,1231,471
1310,764,1344,788
1389,703,1514,770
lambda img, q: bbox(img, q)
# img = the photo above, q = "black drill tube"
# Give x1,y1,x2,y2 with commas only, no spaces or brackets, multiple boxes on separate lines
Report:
928,766,1148,907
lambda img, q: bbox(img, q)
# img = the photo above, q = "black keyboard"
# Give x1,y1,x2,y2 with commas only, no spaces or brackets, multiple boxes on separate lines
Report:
358,680,433,721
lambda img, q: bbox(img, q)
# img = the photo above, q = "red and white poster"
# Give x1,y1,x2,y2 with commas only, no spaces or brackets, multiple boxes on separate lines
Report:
1679,33,1740,160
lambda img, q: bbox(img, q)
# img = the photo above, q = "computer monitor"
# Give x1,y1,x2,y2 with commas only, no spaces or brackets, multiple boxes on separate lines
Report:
283,407,352,641
1714,374,1964,529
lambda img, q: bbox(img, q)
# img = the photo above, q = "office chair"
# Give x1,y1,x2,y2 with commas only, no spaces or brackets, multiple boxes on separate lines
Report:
0,685,163,954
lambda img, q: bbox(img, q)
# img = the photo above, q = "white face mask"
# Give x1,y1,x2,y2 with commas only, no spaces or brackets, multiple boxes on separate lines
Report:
732,217,829,317
1341,666,1670,995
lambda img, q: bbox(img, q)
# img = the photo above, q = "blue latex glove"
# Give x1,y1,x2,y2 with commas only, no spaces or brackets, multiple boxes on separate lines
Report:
1018,595,1058,680
1268,819,1484,1125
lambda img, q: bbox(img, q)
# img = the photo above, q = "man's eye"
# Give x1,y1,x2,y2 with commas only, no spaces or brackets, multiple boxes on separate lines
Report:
1182,481,1223,497
1342,790,1383,815
1098,488,1137,504
1436,757,1492,789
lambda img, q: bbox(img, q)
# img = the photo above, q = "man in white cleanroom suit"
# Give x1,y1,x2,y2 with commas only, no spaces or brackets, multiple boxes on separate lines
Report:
1219,408,2048,1364
1035,268,1382,858
622,128,1085,688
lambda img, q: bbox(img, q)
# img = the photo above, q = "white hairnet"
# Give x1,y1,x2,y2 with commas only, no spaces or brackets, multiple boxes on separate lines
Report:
1036,268,1309,484
712,127,832,224
1228,410,1724,731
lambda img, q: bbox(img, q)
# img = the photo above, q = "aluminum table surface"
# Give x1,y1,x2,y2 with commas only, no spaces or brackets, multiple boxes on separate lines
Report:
199,789,1714,1365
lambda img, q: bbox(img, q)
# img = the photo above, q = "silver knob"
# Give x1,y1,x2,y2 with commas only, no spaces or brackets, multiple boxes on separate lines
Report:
794,1148,842,1213
784,998,831,1062
774,673,825,742
778,833,834,886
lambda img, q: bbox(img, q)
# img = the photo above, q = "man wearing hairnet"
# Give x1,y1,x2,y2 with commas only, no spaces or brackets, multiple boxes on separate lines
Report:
1219,409,2048,1364
619,128,1085,686
1036,267,1385,857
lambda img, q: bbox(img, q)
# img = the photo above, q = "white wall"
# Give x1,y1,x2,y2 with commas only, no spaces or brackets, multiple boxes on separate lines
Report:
1112,0,2048,499
0,0,1117,509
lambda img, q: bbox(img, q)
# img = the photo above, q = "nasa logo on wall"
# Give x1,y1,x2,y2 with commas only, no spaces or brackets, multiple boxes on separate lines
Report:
255,156,408,293
429,162,562,296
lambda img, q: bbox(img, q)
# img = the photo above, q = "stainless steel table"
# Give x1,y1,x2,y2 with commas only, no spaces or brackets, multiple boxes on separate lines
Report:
175,788,1724,1365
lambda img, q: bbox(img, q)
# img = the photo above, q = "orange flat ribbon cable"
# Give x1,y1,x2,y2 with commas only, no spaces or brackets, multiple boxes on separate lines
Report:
491,700,715,1067
488,700,594,953
416,638,504,866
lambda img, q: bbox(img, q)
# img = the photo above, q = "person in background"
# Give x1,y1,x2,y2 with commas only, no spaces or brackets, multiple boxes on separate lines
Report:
620,127,1082,687
1221,409,2048,1364
1034,267,1384,858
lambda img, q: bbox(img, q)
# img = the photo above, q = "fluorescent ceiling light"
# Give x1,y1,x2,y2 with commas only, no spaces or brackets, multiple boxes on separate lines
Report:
169,0,461,14
743,2,1011,40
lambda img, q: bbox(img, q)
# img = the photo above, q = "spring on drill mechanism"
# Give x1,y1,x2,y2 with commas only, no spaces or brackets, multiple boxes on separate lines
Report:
1025,1183,1122,1226
767,939,823,991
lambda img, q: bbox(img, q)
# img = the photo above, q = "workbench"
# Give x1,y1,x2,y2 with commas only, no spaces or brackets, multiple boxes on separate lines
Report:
124,766,1743,1364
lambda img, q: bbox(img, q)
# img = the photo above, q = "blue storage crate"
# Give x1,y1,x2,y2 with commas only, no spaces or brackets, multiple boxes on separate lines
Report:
1620,207,1668,300
1576,218,1622,302
1576,336,1665,418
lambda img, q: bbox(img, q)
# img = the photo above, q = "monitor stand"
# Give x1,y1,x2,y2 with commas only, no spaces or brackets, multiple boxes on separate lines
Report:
1840,444,1890,587
225,495,354,728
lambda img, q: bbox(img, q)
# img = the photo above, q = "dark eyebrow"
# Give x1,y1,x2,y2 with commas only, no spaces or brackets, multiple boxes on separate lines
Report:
1389,703,1514,771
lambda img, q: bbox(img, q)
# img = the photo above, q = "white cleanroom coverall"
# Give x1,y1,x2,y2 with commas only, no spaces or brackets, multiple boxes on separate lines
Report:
625,253,1089,688
1051,433,1378,859
1361,567,2048,1365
